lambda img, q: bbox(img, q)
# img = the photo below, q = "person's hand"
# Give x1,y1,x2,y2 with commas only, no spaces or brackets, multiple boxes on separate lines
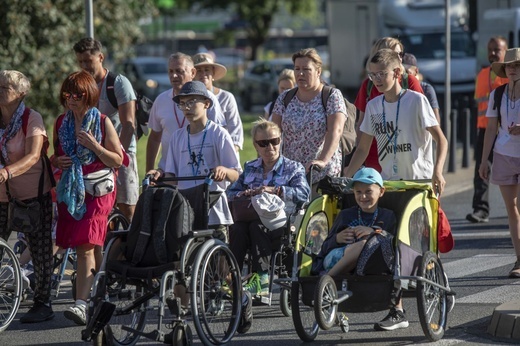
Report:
53,155,72,170
336,227,356,245
146,169,163,184
212,166,227,182
252,185,277,196
77,130,99,152
479,160,490,181
0,169,8,185
508,123,520,135
352,225,373,241
432,171,446,196
306,160,327,172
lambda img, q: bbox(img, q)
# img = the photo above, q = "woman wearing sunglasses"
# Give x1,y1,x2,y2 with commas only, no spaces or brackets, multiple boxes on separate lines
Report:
52,70,124,325
0,70,55,323
227,118,310,297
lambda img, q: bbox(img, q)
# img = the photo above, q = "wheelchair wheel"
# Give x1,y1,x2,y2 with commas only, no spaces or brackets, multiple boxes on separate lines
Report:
0,240,23,333
191,240,241,345
105,281,148,346
279,287,292,317
291,281,319,342
107,209,130,233
417,251,447,342
314,274,337,330
172,322,193,346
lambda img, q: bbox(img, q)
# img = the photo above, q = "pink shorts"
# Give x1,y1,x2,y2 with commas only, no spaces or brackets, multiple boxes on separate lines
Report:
491,152,520,185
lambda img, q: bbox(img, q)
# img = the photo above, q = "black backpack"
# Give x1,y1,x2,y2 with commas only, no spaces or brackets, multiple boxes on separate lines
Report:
355,231,395,276
283,85,357,163
124,186,193,267
492,83,507,127
106,71,153,140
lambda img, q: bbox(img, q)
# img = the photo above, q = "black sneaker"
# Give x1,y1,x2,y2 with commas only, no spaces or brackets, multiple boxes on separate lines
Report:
466,210,489,223
374,308,409,331
237,290,253,334
20,301,54,323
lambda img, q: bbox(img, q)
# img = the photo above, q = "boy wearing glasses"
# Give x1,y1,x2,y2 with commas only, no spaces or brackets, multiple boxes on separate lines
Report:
147,81,241,241
344,48,448,331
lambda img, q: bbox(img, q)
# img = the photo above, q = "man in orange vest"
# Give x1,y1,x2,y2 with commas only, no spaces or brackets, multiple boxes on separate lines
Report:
467,36,508,223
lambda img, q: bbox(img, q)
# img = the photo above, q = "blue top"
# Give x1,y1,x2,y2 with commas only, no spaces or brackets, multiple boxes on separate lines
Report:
227,155,310,212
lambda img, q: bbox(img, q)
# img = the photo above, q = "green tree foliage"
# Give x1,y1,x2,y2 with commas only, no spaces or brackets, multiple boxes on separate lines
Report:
0,0,156,125
176,0,316,60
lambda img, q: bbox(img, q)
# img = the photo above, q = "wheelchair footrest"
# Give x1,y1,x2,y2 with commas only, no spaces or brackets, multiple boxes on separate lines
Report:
81,301,116,341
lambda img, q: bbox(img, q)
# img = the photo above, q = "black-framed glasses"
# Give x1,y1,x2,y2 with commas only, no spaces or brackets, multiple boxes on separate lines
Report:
62,92,86,101
255,137,281,148
367,70,391,81
177,98,204,109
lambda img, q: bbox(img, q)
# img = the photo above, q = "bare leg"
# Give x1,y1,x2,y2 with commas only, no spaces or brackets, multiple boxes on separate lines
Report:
499,185,520,259
117,203,135,224
327,241,366,276
75,244,96,302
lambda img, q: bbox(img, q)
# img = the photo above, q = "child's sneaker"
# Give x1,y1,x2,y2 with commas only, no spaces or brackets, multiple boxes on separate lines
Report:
64,304,87,325
374,307,409,331
258,271,269,296
243,273,261,295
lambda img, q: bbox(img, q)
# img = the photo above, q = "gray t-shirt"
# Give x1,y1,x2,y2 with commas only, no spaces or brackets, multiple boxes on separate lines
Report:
98,70,137,153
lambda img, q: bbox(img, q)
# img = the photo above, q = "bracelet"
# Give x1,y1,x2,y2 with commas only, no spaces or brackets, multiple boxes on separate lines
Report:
98,147,105,157
4,167,12,180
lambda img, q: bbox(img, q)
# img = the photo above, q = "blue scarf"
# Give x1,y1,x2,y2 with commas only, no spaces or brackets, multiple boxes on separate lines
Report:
0,101,25,164
57,108,102,220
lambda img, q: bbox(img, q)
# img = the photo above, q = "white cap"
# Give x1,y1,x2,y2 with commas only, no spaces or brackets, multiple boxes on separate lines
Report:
251,192,287,231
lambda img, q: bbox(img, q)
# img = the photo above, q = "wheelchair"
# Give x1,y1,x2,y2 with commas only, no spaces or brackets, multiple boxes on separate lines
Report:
81,174,243,346
0,238,23,333
290,178,455,342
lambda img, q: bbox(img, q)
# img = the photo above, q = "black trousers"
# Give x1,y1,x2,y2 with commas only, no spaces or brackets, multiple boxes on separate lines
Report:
229,220,282,274
0,192,54,304
471,129,494,214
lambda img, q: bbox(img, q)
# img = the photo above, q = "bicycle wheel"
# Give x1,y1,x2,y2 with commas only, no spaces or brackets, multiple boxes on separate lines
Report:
417,251,447,342
191,240,241,345
314,274,337,330
107,210,130,233
291,281,319,342
0,239,23,333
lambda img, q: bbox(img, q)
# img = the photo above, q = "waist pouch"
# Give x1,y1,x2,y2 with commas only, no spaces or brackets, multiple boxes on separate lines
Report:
84,168,115,197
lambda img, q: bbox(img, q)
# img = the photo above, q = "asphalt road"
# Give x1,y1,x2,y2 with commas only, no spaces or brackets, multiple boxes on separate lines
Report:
1,176,518,345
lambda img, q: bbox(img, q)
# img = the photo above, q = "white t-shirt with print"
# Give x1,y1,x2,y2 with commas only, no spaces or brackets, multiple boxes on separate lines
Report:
361,90,438,180
148,88,227,170
487,88,520,158
164,120,241,226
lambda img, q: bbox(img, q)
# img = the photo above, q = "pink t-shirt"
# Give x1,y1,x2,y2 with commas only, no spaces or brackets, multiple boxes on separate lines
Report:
0,109,52,202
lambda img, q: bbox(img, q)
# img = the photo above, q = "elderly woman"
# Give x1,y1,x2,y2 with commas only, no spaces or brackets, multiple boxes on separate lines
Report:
53,70,123,325
227,119,310,296
0,70,54,323
193,52,244,152
271,48,347,194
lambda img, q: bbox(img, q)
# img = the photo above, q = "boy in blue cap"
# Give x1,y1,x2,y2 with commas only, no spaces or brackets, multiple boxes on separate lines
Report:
313,167,396,276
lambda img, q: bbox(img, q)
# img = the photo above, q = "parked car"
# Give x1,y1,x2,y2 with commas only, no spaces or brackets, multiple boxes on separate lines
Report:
239,58,294,111
117,57,170,101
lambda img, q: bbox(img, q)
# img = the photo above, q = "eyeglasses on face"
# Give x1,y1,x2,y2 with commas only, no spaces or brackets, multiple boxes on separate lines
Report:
62,92,86,101
177,99,204,109
255,137,281,148
367,70,391,81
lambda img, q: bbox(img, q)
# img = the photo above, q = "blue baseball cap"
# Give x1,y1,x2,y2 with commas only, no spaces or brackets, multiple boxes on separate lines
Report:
348,167,384,188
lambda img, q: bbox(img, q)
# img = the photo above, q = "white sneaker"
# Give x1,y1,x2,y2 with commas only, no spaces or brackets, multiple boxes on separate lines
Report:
64,304,87,325
20,267,31,290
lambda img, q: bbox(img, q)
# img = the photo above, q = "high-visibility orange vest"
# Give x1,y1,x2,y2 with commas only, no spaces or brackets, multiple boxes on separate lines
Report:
474,66,508,129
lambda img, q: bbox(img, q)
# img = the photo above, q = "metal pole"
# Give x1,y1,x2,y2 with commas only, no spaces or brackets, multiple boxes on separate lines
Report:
85,0,94,38
444,0,451,148
448,109,457,173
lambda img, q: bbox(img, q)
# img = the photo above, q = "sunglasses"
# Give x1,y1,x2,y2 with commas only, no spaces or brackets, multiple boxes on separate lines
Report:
62,92,86,101
255,137,281,148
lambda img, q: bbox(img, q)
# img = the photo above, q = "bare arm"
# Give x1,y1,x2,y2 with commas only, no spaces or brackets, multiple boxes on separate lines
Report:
479,117,498,181
0,134,43,182
76,117,123,168
146,129,162,171
117,100,136,151
426,125,448,194
310,112,345,170
343,132,373,177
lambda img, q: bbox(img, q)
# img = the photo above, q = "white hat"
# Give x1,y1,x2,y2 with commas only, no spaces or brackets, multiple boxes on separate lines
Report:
192,53,228,81
251,192,287,231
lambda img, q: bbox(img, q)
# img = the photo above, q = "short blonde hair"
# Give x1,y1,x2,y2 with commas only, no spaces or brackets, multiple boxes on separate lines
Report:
0,70,31,95
369,49,401,71
292,48,323,70
277,68,296,86
251,117,281,139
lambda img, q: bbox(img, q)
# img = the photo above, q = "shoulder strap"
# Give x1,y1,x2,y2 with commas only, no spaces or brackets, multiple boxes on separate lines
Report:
493,84,507,126
283,87,299,108
321,85,333,112
153,188,176,264
268,100,276,118
106,72,118,110
131,188,155,265
402,73,409,89
366,80,373,103
21,107,31,136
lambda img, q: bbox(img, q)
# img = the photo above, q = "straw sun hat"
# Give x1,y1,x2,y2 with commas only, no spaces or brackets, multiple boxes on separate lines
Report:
491,48,520,78
192,53,227,81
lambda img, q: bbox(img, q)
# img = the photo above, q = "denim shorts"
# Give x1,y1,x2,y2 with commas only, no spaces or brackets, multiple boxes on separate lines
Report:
323,245,350,271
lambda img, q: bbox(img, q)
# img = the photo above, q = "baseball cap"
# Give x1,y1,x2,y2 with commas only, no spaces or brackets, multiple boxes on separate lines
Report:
172,80,213,108
251,192,287,231
402,53,418,68
348,167,384,189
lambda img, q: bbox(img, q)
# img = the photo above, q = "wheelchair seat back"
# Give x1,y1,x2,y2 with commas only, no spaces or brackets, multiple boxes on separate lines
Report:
124,185,194,267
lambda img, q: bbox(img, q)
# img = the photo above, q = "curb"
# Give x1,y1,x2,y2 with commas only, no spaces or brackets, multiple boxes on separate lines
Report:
487,300,520,341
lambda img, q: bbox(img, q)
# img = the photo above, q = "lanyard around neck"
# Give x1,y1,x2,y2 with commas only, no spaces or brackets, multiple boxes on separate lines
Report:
173,101,186,129
358,207,379,227
187,120,210,176
382,88,404,175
